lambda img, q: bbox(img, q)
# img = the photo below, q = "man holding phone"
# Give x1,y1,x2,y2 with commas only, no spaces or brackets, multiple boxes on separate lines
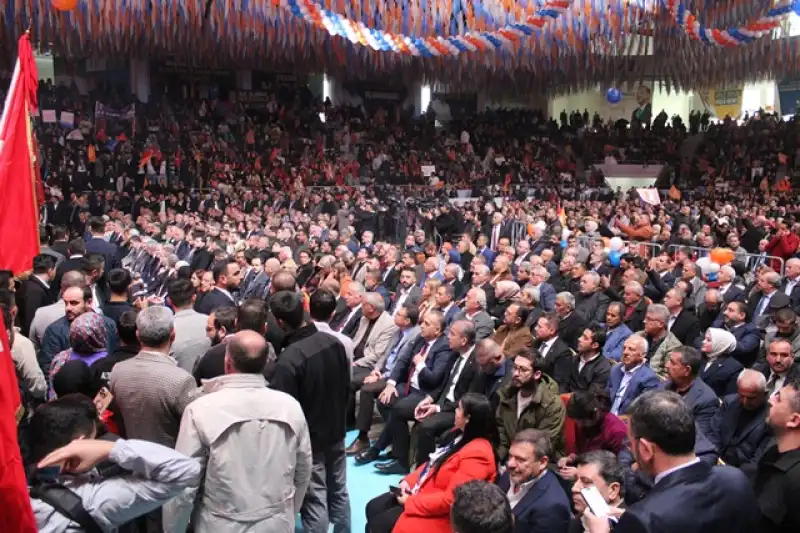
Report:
570,451,625,532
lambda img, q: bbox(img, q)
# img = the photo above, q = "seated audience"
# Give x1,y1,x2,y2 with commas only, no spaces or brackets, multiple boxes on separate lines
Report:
699,328,743,398
607,336,662,416
663,346,720,438
567,328,613,393
602,302,633,362
364,393,498,533
496,351,566,462
497,429,571,533
570,451,625,533
451,480,514,533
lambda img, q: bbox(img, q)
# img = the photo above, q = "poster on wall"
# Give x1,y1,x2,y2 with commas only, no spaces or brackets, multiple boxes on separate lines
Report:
778,78,800,116
697,88,743,118
343,81,408,112
596,81,654,123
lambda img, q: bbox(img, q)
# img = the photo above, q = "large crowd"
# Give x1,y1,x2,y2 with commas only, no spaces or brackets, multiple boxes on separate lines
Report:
3,78,800,533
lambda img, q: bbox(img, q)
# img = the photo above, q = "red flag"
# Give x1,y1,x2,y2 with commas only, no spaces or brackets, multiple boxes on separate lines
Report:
0,313,37,533
0,35,41,275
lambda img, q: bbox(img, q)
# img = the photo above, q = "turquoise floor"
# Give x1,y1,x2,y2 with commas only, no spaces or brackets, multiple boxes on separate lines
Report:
296,430,403,532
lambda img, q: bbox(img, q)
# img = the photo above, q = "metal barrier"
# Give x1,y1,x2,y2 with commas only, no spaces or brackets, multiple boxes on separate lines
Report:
625,241,663,259
666,244,785,275
510,222,528,247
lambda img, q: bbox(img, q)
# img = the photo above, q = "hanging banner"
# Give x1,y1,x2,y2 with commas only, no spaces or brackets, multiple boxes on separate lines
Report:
251,71,301,90
232,91,273,109
343,81,408,111
432,92,478,118
59,111,75,128
94,103,136,121
778,78,800,116
697,87,743,118
41,109,57,123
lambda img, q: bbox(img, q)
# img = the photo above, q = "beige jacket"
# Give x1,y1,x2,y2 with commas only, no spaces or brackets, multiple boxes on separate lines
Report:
164,374,312,533
352,311,398,369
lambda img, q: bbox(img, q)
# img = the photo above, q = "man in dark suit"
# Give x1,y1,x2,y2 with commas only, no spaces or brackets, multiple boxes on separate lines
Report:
390,267,422,315
443,263,465,300
607,335,662,416
707,369,770,467
364,310,456,474
486,212,512,253
188,235,214,272
722,301,761,367
717,264,746,304
84,216,121,272
747,271,785,327
412,320,478,465
567,329,612,393
193,260,242,315
554,292,587,350
18,254,57,337
330,282,364,339
52,238,87,299
780,257,800,312
570,451,626,533
497,429,571,533
665,287,702,348
533,313,575,392
621,282,648,333
663,346,720,441
599,391,760,533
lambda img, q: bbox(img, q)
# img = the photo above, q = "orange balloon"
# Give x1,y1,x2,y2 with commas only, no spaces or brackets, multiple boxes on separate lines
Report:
710,248,735,265
51,0,78,11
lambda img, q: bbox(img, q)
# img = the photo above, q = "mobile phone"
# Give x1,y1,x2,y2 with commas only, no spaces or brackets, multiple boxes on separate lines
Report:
581,487,612,518
389,485,402,496
93,387,114,415
36,466,61,483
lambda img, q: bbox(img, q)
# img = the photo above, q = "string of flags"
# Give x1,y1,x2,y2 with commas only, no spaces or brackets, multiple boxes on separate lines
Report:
8,0,800,92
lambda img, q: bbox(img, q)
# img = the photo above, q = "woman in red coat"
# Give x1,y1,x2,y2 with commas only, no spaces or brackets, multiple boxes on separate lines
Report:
365,393,498,533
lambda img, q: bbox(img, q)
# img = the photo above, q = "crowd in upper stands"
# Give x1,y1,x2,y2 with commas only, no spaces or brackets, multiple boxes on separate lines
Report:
2,77,800,533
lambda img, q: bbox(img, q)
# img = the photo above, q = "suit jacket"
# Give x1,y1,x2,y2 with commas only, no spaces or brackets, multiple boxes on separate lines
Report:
389,335,457,398
567,353,613,393
445,278,465,300
614,462,759,533
575,291,610,328
441,303,460,327
109,351,198,448
193,288,236,316
434,350,479,411
19,276,55,337
780,277,800,313
497,470,571,533
721,284,746,305
536,337,574,392
242,271,270,300
727,322,761,367
85,236,121,271
453,310,494,340
708,394,770,467
339,308,362,339
391,285,423,314
536,282,557,312
669,310,702,348
557,312,588,350
699,356,743,398
352,312,398,369
189,247,214,272
328,298,351,329
607,363,662,416
394,438,497,533
624,298,649,333
52,256,85,299
664,378,719,438
492,325,533,356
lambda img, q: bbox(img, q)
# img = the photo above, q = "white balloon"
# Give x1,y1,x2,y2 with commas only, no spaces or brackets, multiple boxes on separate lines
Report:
603,247,610,256
535,220,547,231
708,262,721,274
561,228,571,240
695,256,712,274
609,237,624,252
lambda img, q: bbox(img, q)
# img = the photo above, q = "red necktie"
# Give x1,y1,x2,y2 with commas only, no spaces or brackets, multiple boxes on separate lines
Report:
406,344,430,395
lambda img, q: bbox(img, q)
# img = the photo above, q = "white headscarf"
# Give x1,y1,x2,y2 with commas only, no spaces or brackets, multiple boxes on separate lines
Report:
704,328,737,361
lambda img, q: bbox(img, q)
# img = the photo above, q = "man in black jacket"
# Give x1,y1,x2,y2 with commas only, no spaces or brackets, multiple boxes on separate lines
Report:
708,369,770,468
18,254,57,336
270,290,351,533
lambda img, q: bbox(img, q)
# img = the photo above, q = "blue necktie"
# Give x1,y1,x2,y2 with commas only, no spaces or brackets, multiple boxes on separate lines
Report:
383,334,406,375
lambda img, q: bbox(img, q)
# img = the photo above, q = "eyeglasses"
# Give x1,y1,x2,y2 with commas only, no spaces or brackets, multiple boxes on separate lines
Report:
512,364,533,375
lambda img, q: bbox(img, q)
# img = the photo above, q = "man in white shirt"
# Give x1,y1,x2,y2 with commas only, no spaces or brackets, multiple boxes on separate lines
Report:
391,268,421,316
608,336,661,415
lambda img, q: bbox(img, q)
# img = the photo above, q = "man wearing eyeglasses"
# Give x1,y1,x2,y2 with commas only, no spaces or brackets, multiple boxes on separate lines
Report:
495,351,566,463
194,259,243,315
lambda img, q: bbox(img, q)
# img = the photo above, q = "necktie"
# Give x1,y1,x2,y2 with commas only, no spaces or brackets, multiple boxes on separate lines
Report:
756,296,769,318
766,374,779,396
383,334,406,374
441,355,467,405
406,344,430,395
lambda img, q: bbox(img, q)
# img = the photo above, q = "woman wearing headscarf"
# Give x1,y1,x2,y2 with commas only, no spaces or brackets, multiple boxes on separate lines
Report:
47,312,109,400
699,327,743,397
487,280,521,326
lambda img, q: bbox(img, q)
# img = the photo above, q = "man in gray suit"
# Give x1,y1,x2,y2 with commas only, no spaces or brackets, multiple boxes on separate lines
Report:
453,287,495,340
168,279,211,372
109,306,198,533
346,305,420,455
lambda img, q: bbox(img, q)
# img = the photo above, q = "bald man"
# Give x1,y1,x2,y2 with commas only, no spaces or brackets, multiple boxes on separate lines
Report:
166,330,312,532
708,369,771,467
